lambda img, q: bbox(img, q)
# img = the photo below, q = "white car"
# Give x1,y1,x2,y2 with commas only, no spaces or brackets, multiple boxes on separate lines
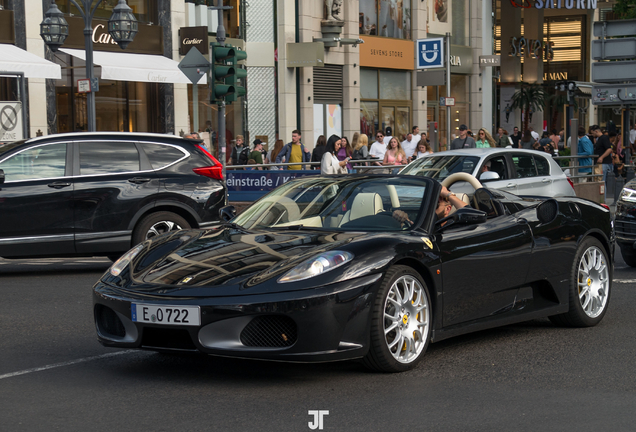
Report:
399,148,576,197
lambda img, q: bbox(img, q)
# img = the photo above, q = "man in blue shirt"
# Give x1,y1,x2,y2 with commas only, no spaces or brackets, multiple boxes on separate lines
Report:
577,126,594,180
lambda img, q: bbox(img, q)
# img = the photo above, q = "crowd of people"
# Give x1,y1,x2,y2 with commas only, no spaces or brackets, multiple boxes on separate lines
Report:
208,121,636,186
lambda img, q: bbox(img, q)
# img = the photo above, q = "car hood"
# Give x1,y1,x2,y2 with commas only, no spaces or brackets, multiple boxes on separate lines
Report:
123,227,366,297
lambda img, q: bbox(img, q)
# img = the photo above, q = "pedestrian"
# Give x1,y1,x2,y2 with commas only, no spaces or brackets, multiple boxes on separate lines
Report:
590,125,613,192
630,124,636,154
249,139,265,170
412,126,422,146
383,127,393,145
311,135,327,170
577,126,594,180
510,126,522,148
519,130,535,149
352,133,370,166
269,139,285,170
321,134,349,175
382,137,407,166
538,131,552,151
529,125,540,142
370,130,387,165
413,140,433,160
230,135,247,166
338,136,353,171
275,129,311,170
611,134,625,177
476,128,496,148
450,124,476,149
401,132,417,158
184,132,200,140
496,127,509,148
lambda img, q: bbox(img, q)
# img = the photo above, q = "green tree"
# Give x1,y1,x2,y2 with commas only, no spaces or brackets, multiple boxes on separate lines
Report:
510,84,549,132
613,0,636,19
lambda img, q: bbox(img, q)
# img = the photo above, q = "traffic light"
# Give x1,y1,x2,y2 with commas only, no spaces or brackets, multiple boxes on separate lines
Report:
210,43,247,104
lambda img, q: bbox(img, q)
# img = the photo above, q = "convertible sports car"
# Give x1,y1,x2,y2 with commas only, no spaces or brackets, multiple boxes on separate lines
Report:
93,174,613,373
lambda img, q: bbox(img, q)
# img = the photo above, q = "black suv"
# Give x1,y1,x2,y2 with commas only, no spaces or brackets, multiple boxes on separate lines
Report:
0,132,226,260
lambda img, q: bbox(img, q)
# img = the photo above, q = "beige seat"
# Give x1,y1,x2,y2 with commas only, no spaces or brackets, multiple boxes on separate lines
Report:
339,193,384,226
448,192,471,215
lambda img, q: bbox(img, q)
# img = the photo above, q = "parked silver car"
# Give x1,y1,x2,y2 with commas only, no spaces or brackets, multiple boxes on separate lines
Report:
399,148,576,197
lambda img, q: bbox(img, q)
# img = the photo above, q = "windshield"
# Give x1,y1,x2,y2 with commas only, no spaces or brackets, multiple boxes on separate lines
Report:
400,155,480,181
233,177,429,231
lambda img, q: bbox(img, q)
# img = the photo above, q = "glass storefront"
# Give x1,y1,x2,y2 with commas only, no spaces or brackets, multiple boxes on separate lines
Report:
359,0,412,40
58,0,157,24
54,53,160,133
427,75,469,150
361,68,412,140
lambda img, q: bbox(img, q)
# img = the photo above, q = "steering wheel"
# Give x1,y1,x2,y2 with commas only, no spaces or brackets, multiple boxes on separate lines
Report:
441,172,483,190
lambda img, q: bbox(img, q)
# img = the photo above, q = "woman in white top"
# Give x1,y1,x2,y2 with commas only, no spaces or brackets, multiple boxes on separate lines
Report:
321,134,349,175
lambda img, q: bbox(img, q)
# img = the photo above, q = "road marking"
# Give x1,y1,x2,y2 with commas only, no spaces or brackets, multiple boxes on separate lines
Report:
0,350,135,380
613,279,636,284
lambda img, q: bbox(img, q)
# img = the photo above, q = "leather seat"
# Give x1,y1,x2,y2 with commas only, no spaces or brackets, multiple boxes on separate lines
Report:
339,193,384,226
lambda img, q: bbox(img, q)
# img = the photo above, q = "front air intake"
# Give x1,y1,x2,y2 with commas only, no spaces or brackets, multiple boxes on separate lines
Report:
95,304,126,338
240,316,297,348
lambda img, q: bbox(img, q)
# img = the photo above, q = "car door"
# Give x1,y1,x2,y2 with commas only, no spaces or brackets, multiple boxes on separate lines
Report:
437,213,533,327
509,152,546,196
0,142,75,257
72,140,159,254
478,154,518,195
532,154,556,196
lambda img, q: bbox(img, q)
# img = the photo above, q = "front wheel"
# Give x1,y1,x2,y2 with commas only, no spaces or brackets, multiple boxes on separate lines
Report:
363,265,432,373
549,237,611,327
132,211,190,245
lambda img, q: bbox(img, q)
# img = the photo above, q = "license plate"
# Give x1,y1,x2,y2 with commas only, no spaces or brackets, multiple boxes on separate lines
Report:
131,303,200,326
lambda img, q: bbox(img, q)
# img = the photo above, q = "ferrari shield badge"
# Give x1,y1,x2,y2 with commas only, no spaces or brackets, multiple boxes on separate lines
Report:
421,237,433,249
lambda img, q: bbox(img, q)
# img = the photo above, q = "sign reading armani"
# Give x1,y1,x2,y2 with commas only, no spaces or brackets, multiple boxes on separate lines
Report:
510,0,598,9
179,27,208,56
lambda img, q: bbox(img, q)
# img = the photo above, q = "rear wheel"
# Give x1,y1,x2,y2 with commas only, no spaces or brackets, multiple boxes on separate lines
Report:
363,265,431,373
132,211,190,245
549,238,610,327
619,245,636,267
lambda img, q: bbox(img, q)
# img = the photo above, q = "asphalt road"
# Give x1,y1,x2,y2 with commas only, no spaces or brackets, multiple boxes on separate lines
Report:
1,253,635,432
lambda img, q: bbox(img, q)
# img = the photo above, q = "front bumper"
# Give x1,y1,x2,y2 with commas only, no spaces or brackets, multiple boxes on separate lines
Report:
93,273,382,362
614,200,636,247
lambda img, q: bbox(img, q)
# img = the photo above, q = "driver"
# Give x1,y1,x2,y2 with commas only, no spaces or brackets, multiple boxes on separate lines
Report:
436,186,467,221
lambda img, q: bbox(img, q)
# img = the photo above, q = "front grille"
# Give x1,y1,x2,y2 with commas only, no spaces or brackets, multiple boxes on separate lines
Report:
615,219,636,239
141,327,197,350
95,305,125,338
240,316,297,348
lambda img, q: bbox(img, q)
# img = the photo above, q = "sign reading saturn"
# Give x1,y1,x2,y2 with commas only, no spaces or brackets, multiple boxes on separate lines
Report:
510,0,599,9
417,38,444,69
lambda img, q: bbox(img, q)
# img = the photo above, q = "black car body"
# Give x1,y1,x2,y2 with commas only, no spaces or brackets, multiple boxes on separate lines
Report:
93,175,613,372
613,179,636,266
0,132,226,259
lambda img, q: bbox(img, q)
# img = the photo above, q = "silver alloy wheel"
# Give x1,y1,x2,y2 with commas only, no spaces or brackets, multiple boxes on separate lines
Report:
383,275,430,364
145,220,183,239
578,245,609,319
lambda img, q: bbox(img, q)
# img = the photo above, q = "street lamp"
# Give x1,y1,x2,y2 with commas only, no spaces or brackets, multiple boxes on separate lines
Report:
40,0,138,132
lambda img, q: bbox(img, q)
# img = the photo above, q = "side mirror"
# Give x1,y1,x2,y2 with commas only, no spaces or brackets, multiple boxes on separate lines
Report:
479,171,500,182
0,169,4,185
219,205,236,222
436,207,487,231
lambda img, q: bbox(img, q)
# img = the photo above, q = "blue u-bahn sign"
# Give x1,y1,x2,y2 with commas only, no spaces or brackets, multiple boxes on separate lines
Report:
417,38,445,69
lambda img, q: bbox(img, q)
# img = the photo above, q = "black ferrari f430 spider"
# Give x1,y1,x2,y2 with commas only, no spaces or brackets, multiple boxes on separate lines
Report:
93,174,613,372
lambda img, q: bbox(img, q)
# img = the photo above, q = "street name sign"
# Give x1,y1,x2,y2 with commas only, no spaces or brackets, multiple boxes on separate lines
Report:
0,102,23,142
178,46,210,85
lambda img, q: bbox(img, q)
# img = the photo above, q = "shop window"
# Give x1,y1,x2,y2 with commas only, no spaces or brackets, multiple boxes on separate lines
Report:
451,0,469,46
360,101,379,137
359,0,411,40
380,70,411,101
360,68,378,100
58,0,157,24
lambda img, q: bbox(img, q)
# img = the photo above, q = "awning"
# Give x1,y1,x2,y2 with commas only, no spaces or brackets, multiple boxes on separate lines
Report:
0,44,61,79
59,48,206,85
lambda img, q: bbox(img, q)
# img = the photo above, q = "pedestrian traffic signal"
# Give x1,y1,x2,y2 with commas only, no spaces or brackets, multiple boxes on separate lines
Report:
210,43,247,104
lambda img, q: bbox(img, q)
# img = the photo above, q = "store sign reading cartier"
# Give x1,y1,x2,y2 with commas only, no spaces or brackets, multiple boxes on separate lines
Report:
92,24,118,45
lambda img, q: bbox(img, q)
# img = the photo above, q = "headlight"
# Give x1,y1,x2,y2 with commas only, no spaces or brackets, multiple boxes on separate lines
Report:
278,251,353,283
110,244,145,276
620,188,636,203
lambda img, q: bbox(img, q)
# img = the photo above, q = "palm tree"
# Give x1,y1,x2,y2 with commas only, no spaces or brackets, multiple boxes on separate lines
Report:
510,84,549,132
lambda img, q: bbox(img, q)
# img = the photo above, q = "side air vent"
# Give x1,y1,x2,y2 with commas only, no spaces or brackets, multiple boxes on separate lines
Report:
537,199,558,224
95,304,126,338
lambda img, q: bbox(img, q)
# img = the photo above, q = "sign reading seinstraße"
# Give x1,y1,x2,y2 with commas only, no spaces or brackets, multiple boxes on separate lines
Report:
179,27,208,56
